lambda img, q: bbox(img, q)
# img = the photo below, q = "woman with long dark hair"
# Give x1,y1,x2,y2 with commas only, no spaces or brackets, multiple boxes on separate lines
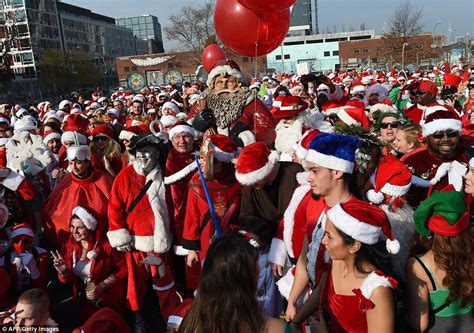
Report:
407,189,473,332
179,232,285,333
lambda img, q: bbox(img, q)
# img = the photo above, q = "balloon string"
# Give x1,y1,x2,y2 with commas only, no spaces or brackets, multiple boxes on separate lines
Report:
253,17,260,137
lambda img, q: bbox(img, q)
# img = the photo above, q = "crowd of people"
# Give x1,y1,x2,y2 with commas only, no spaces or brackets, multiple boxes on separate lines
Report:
0,58,473,333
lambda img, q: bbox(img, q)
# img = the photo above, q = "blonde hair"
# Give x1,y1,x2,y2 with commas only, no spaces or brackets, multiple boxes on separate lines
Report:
399,123,422,149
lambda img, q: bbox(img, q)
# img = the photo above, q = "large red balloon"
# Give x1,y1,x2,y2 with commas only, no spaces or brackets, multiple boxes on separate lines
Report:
201,44,227,72
239,0,296,16
215,0,290,57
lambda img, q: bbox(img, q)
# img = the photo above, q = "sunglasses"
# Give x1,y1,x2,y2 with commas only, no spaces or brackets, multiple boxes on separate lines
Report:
13,238,31,244
431,131,459,139
380,121,400,129
93,136,108,142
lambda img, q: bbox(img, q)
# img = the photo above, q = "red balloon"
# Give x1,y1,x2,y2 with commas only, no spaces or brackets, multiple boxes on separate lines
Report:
238,0,296,16
215,0,290,57
201,44,227,72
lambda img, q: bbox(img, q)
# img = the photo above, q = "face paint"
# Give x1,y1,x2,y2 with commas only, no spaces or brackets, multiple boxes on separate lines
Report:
135,145,158,173
13,236,32,253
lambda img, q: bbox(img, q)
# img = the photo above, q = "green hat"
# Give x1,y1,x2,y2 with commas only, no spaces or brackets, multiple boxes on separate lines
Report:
413,189,469,237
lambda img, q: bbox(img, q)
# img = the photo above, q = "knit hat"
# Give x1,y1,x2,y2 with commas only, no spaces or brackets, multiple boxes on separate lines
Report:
42,130,61,145
421,105,462,137
271,96,308,120
66,145,91,161
92,124,113,138
8,223,34,240
413,187,470,237
305,133,361,174
337,106,369,129
294,129,321,160
162,101,180,115
235,141,279,186
327,199,400,254
168,122,196,140
209,134,239,163
366,155,412,204
72,206,97,231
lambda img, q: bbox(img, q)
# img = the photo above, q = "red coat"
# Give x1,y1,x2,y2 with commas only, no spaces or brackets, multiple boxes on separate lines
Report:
90,151,123,178
107,162,172,254
58,238,127,308
182,172,242,261
42,168,113,246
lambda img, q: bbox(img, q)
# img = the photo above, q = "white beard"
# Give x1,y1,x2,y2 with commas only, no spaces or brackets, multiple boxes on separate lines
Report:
275,119,303,154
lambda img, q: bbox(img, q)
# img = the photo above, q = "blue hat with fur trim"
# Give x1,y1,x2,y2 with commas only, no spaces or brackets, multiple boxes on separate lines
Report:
305,133,361,174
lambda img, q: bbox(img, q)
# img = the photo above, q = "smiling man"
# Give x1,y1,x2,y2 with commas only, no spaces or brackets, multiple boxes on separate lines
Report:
402,107,473,207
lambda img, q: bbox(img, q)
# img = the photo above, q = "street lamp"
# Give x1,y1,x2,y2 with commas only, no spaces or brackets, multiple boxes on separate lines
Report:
401,42,408,70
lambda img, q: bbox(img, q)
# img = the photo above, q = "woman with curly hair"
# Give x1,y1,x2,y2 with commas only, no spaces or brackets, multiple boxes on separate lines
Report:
90,124,122,177
391,123,423,157
407,188,473,332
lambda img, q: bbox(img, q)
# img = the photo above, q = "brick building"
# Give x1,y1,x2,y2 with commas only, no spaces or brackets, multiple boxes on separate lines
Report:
339,33,444,69
116,50,267,89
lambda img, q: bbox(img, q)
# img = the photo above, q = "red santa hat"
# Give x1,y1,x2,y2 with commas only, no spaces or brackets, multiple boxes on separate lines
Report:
72,307,131,333
61,114,88,145
167,299,193,327
106,108,120,119
369,101,398,116
168,122,196,140
8,223,34,240
132,94,145,104
92,124,113,138
366,155,412,204
66,145,91,161
327,199,400,254
72,206,97,231
294,129,321,160
321,101,343,116
421,105,462,137
59,100,72,111
162,101,180,115
443,73,462,88
350,82,366,94
271,96,308,120
235,142,279,186
342,76,354,83
42,130,61,145
119,126,142,141
160,115,178,128
210,134,239,163
337,106,369,129
91,92,100,101
207,59,242,88
418,80,437,95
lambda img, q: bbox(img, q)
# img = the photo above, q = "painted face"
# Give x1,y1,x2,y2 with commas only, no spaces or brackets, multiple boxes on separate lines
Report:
392,130,413,154
428,130,460,159
171,133,194,154
379,116,399,142
306,162,337,197
321,219,352,260
70,217,91,242
13,236,32,253
136,145,158,173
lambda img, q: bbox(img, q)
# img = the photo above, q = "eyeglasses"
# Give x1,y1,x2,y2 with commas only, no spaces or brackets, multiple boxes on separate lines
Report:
380,121,400,129
431,131,459,139
93,136,108,142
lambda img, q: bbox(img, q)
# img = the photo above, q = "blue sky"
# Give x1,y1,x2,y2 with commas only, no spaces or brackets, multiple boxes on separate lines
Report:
64,0,473,51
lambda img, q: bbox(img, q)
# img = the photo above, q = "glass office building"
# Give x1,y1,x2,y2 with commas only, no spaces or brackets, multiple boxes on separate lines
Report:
289,0,319,36
116,15,164,53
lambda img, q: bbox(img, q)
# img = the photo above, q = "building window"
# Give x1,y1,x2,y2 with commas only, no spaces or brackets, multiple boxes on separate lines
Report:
276,55,282,60
168,63,174,69
324,51,330,57
284,54,290,59
332,50,339,56
354,49,360,54
131,66,137,71
363,48,369,53
124,66,130,72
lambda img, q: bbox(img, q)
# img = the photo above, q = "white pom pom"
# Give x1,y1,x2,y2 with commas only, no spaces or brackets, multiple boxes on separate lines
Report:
86,250,98,260
366,189,384,204
386,239,400,254
13,257,21,267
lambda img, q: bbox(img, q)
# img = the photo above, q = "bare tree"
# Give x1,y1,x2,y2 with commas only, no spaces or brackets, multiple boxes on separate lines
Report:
164,1,216,53
359,23,370,31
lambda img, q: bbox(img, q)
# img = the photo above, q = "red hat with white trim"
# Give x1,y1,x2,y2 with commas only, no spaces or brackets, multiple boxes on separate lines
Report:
72,206,97,231
294,129,321,160
271,96,308,120
443,73,462,88
73,307,131,333
168,121,196,140
366,155,412,204
119,126,142,141
92,124,113,138
42,130,61,145
421,105,462,137
337,106,369,129
162,101,180,115
235,141,279,186
210,134,239,163
160,115,178,128
327,199,400,254
207,59,242,89
321,101,343,116
8,223,34,240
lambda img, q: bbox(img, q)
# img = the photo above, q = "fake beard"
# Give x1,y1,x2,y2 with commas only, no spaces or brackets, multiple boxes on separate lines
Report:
275,119,303,154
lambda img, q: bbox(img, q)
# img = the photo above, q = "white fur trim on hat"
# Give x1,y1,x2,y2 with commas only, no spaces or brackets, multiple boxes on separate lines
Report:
422,118,462,137
235,150,279,186
207,65,242,88
327,203,381,244
72,206,97,231
168,124,196,140
337,108,359,126
160,115,178,128
9,227,34,239
351,85,366,94
162,102,180,115
61,131,87,145
119,130,139,141
43,132,61,145
380,182,411,197
212,143,238,162
238,130,256,147
305,150,354,174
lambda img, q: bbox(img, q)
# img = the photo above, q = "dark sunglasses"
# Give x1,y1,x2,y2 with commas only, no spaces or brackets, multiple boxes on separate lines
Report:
13,238,31,244
380,121,400,129
431,131,459,139
93,136,108,142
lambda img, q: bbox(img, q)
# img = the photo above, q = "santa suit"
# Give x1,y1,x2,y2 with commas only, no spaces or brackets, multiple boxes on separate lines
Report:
182,171,242,262
107,162,173,311
90,151,123,178
42,168,113,246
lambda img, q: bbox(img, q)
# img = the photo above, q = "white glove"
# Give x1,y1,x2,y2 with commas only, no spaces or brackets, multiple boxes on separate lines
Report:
117,243,132,252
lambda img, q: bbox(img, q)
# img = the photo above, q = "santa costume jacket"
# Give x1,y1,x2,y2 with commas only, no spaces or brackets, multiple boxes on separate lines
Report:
42,168,113,246
182,171,242,261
